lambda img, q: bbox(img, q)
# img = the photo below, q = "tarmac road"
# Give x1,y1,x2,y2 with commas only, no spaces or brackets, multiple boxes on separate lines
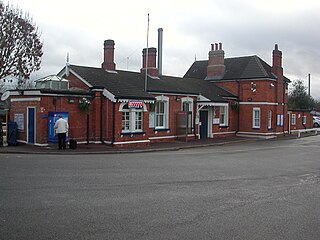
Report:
1,135,320,239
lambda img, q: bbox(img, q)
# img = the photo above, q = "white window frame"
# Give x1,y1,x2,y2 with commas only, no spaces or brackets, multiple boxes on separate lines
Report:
122,109,130,131
155,96,169,129
181,97,194,129
268,110,272,129
219,106,228,127
302,115,307,125
291,114,296,125
119,103,144,133
252,107,260,128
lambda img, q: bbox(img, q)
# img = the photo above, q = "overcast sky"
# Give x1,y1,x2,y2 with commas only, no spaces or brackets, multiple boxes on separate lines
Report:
6,0,320,99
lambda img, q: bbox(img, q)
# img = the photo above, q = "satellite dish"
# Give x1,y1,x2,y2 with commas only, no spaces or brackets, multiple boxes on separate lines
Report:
1,91,10,101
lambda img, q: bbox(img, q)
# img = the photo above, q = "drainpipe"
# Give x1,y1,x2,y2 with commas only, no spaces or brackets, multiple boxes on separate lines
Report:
283,83,285,136
100,93,103,143
236,80,240,134
111,100,116,145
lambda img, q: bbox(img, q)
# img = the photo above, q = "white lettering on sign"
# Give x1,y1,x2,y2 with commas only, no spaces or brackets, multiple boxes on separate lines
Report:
128,100,144,108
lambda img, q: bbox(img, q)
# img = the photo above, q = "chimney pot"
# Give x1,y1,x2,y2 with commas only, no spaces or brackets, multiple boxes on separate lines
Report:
102,39,116,71
206,42,225,80
141,47,158,77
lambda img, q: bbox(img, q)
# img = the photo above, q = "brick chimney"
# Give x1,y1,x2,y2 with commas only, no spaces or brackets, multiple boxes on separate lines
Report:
101,39,116,71
206,42,225,80
271,44,283,78
141,47,158,77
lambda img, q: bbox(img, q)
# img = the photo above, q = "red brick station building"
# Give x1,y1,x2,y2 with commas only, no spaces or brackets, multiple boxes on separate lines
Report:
5,40,313,146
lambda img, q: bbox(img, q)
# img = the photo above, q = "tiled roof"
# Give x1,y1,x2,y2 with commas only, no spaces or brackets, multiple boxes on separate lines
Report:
67,65,155,100
63,65,236,102
148,75,236,102
184,55,290,82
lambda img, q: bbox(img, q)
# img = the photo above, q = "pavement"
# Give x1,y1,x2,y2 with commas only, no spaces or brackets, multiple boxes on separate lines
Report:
0,132,317,155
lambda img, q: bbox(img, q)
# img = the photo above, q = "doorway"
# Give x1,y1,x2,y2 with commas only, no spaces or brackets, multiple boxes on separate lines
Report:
200,110,208,138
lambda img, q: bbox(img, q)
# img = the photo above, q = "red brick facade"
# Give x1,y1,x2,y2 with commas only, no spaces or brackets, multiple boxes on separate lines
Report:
6,42,313,146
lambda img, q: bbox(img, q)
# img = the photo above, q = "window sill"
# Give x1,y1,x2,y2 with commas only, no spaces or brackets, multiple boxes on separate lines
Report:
121,131,145,135
219,125,229,128
154,128,170,132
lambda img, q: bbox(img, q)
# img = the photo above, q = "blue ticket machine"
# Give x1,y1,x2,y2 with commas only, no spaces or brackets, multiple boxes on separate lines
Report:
48,112,68,143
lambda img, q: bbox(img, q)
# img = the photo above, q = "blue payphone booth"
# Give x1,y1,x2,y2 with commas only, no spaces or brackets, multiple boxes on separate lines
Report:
48,112,68,143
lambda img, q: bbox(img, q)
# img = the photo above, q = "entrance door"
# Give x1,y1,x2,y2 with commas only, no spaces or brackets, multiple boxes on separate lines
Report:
200,110,208,138
27,107,35,144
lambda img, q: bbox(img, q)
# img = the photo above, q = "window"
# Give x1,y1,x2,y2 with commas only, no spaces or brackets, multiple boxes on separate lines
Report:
181,97,194,132
135,111,143,130
268,110,272,129
120,103,144,133
302,116,307,125
252,108,260,128
155,96,169,129
122,106,130,131
219,106,228,126
277,114,284,126
155,101,165,128
291,114,296,125
182,102,190,112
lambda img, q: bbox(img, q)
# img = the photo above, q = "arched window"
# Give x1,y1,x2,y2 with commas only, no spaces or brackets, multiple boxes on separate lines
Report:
119,103,144,133
181,97,194,130
155,96,169,129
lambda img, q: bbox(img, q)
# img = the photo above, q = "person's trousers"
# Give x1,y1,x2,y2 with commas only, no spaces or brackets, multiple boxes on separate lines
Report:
57,133,66,149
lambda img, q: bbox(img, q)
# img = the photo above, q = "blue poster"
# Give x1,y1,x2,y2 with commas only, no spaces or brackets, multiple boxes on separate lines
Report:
48,112,68,143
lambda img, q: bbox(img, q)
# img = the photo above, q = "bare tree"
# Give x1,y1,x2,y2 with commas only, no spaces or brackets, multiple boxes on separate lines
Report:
0,2,43,80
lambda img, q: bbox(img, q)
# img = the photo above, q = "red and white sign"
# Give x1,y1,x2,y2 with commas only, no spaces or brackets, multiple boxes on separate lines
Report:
128,100,144,108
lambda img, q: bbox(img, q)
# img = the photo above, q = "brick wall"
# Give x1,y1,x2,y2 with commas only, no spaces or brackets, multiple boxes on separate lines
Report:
289,111,313,131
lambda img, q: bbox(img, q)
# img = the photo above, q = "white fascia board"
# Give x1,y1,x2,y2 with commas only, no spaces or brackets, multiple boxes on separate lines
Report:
197,95,210,101
69,69,92,88
103,89,116,102
197,102,228,107
8,91,20,96
23,90,42,95
59,68,92,88
118,99,155,104
11,97,41,102
240,102,278,105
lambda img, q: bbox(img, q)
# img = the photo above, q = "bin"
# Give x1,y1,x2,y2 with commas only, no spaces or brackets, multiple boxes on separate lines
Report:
7,121,18,146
